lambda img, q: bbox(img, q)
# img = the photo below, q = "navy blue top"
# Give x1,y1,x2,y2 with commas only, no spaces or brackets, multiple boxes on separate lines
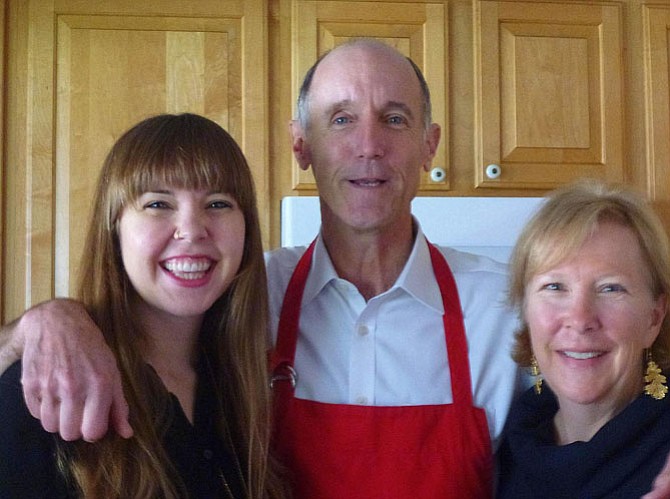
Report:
0,361,245,498
497,383,670,498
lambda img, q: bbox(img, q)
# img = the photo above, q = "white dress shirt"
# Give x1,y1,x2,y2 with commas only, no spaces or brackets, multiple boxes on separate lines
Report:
265,224,526,451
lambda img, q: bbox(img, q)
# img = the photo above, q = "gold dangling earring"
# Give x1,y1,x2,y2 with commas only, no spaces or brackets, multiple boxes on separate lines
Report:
530,355,543,395
644,349,667,400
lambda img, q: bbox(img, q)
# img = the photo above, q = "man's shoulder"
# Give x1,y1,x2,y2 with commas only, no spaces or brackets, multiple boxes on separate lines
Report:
264,246,308,288
432,245,509,277
265,245,307,268
263,243,510,290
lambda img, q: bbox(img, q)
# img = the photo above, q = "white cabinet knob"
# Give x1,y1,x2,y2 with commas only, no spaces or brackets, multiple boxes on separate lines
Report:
430,167,446,182
485,164,501,179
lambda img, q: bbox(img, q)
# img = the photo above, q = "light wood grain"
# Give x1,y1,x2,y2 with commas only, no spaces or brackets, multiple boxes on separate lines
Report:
474,1,624,189
4,0,670,323
3,0,267,322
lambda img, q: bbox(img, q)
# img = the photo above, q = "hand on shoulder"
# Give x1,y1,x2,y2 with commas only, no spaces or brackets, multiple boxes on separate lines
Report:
18,298,132,441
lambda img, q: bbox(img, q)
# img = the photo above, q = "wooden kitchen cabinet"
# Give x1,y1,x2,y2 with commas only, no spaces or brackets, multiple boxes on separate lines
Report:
3,0,670,323
473,0,625,189
2,0,268,322
644,4,670,227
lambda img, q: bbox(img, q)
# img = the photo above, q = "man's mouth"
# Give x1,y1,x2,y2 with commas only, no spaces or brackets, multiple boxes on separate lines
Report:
350,178,384,187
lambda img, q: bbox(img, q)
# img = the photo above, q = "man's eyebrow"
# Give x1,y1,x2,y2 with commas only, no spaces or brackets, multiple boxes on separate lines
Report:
322,99,353,118
321,99,416,120
385,101,415,120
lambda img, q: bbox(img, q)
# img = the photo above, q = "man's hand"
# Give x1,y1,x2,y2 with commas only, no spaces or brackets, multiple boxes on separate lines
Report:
643,451,670,499
18,298,132,442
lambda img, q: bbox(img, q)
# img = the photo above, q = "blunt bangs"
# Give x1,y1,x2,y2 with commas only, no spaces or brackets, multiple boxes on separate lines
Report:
103,114,254,226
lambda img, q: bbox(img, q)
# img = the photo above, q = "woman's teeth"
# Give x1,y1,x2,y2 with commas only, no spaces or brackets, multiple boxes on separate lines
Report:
163,258,212,279
562,351,603,360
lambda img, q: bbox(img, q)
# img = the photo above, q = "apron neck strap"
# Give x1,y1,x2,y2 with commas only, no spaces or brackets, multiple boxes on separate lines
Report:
270,240,316,370
427,243,474,405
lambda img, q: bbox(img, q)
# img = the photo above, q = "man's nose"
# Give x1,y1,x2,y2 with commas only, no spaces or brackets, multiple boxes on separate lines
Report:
356,120,386,159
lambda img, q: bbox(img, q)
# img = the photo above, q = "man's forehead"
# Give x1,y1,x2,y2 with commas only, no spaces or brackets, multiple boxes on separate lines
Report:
316,43,411,77
308,49,421,107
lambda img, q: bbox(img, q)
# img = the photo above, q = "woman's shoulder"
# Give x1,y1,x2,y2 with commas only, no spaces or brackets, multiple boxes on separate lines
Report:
0,359,22,383
0,359,51,443
0,360,25,405
0,361,73,498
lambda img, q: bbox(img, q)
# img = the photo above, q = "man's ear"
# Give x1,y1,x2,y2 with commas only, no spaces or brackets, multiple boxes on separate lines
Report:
289,120,312,171
422,123,441,172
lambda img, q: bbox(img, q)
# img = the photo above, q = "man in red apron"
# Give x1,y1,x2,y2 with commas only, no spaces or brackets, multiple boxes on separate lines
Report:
267,39,503,498
269,240,495,498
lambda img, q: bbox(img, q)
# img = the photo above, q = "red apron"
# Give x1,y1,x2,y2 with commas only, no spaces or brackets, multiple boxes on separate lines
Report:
270,240,492,499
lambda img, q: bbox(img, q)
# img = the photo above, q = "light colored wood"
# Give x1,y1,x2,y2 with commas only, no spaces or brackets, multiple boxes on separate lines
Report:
289,0,448,191
644,4,670,230
268,0,292,248
474,1,625,189
6,0,670,323
4,0,54,324
0,0,5,322
3,0,267,322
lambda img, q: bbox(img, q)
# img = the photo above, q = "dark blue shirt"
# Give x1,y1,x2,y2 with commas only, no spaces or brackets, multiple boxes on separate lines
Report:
497,384,670,498
0,361,245,498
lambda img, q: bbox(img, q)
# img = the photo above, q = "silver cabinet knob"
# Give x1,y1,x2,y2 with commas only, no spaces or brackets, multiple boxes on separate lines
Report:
485,164,501,179
430,167,446,182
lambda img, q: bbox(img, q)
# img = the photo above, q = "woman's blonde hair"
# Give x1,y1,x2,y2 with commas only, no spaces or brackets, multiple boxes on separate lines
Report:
63,113,285,498
509,179,670,370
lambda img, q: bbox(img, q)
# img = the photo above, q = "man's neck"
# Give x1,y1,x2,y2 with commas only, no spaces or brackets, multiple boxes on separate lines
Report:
321,218,416,301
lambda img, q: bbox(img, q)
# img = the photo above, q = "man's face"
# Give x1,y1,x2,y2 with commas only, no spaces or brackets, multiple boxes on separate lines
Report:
292,43,440,235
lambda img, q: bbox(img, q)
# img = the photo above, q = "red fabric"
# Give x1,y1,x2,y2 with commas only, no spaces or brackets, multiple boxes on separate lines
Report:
271,240,492,499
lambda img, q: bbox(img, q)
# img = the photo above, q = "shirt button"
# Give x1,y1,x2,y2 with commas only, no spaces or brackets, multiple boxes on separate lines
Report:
355,396,369,405
203,449,213,460
357,324,369,336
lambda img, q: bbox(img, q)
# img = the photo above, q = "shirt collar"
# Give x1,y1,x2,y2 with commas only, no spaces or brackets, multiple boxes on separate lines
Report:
302,220,444,314
302,233,339,305
396,223,444,314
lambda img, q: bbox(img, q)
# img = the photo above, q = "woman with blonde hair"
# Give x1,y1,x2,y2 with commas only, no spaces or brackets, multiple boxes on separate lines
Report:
0,113,286,498
497,179,670,497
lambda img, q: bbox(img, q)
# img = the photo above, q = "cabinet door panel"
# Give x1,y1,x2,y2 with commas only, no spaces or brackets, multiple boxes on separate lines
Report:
645,6,670,225
291,0,448,191
4,0,266,321
474,1,624,189
56,17,241,297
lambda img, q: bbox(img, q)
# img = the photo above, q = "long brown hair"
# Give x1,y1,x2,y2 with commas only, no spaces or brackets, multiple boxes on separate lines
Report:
63,113,285,498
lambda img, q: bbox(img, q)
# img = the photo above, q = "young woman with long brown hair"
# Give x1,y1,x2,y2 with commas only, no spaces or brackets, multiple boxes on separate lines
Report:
0,113,286,498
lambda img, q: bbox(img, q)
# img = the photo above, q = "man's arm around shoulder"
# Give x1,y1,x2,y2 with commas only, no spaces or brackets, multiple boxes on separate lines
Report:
1,298,132,442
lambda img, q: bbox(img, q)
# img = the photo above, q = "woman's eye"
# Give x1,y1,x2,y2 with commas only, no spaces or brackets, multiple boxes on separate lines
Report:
542,282,562,292
144,200,170,210
208,200,234,209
